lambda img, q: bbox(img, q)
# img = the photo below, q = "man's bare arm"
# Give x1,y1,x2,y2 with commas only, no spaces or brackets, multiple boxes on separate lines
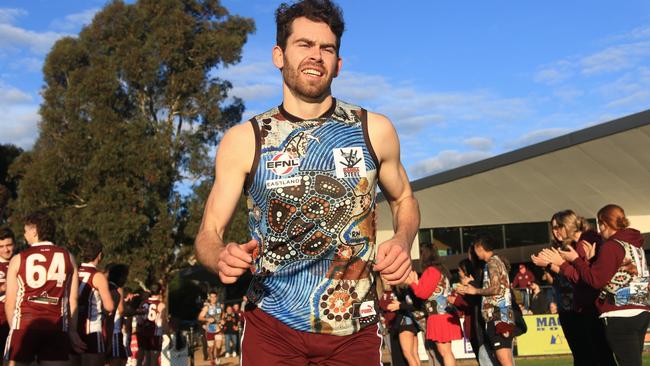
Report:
4,255,20,324
93,272,115,313
195,122,257,281
473,260,502,296
368,112,420,284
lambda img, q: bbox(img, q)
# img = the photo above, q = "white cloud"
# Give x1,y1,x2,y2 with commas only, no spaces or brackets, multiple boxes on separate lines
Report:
580,41,650,75
508,127,570,149
0,82,39,149
230,83,278,102
553,87,584,102
218,60,533,138
50,8,99,31
0,8,26,24
0,82,32,105
409,150,492,178
0,106,40,149
463,137,493,151
534,60,574,85
0,23,66,55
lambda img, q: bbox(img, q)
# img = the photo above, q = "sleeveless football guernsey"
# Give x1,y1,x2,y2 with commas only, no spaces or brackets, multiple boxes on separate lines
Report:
13,242,73,331
78,263,103,335
245,99,380,336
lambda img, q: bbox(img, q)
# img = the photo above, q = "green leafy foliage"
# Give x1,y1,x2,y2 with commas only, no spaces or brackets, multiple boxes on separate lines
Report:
9,0,254,288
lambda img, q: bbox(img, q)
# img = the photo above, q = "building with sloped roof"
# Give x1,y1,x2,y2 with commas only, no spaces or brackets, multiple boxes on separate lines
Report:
376,109,650,269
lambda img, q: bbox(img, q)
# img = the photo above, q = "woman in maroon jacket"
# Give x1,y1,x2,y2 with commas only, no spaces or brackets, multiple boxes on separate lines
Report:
532,210,615,366
543,205,650,366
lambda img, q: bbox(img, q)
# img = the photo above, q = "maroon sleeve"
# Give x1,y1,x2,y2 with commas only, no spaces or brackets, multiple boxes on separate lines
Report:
410,267,440,300
558,237,591,284
453,294,468,307
511,275,520,288
572,241,625,289
559,261,581,284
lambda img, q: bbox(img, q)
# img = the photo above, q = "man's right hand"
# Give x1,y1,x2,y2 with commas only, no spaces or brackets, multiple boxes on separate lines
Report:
217,239,258,284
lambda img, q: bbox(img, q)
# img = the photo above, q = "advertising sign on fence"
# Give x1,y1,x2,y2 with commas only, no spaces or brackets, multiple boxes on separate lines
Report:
516,314,571,356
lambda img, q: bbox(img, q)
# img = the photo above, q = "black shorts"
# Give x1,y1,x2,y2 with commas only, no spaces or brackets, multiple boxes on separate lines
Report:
486,321,513,350
397,317,418,334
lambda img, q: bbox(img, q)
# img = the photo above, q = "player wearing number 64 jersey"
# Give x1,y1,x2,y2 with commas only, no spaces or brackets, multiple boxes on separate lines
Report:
136,283,165,366
4,211,86,366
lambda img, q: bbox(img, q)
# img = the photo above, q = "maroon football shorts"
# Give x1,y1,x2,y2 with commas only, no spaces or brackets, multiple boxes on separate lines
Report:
136,334,162,351
6,329,71,362
241,306,382,366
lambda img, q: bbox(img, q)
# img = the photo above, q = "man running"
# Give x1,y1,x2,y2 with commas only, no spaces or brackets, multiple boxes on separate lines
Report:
0,227,15,353
197,291,223,366
136,284,165,366
195,0,419,364
72,238,115,366
4,211,85,365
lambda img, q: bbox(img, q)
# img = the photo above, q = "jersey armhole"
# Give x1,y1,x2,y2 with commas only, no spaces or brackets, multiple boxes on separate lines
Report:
361,109,380,173
244,118,261,195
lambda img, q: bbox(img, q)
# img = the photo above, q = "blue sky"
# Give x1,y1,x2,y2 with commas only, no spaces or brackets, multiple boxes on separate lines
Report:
1,1,650,180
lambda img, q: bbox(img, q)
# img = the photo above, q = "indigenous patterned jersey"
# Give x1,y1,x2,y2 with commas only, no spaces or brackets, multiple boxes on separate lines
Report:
78,263,103,334
205,303,222,334
137,296,163,337
480,255,513,324
0,258,9,323
424,269,451,315
600,239,650,306
245,99,380,335
13,242,73,330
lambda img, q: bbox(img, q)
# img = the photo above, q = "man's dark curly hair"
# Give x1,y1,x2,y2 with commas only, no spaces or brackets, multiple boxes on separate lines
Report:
276,0,345,53
0,226,14,242
24,210,56,242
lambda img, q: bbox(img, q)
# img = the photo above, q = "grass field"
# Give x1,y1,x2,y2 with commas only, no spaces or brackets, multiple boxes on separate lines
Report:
501,354,650,366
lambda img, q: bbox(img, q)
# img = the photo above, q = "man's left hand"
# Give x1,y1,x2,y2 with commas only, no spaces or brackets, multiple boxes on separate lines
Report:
373,238,412,285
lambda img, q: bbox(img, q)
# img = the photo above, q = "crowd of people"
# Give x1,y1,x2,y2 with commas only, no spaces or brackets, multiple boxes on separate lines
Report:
378,204,649,366
0,211,171,366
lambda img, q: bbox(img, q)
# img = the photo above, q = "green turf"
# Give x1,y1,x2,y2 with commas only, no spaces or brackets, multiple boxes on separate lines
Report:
512,354,650,366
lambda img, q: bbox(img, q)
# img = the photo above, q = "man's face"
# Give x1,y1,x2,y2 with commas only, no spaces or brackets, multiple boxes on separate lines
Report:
23,224,38,244
273,17,342,102
0,238,14,261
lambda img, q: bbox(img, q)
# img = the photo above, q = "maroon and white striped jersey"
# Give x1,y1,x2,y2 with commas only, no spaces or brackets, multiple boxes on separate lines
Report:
78,263,103,334
137,296,163,337
13,242,74,331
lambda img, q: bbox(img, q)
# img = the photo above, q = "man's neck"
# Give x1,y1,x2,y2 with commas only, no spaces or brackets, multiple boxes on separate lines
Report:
281,89,334,120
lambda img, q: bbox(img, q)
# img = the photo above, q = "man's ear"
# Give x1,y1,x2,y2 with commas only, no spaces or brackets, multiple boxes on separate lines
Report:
333,56,342,78
272,45,284,70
